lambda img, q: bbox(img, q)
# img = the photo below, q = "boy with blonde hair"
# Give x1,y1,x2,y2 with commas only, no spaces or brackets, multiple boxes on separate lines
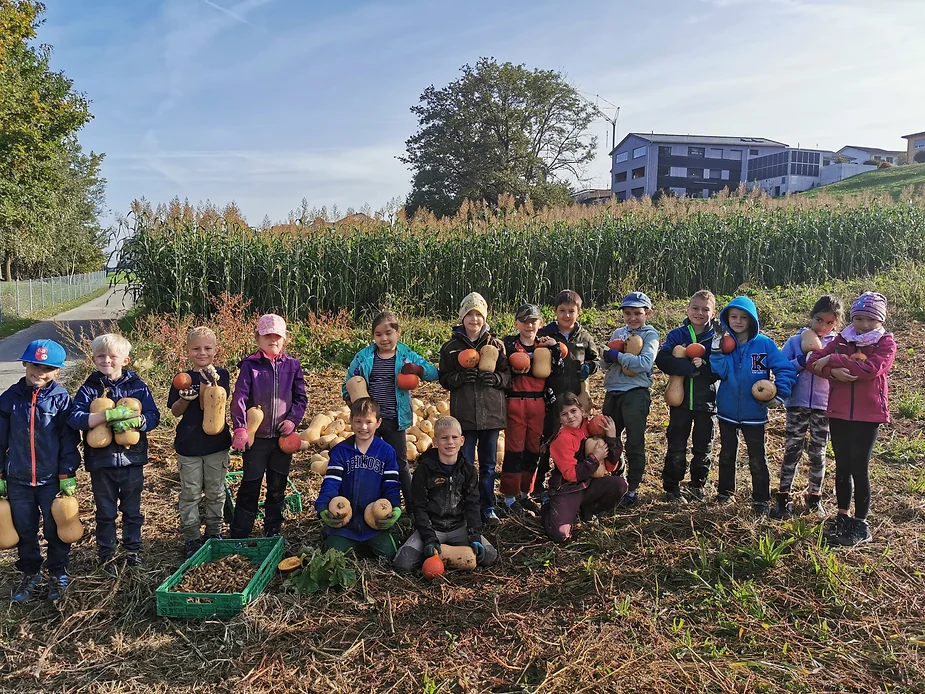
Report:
69,333,160,571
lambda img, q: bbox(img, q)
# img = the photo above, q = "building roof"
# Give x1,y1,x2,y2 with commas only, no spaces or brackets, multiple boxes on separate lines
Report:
902,131,925,140
838,145,903,156
610,133,787,155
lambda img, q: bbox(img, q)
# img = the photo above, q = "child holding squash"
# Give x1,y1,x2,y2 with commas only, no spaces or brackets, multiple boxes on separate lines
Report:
438,293,510,526
543,393,627,542
315,398,402,558
229,314,307,539
772,296,843,520
343,311,438,508
0,340,81,602
167,326,233,558
393,416,497,570
807,292,895,546
601,291,661,506
655,290,720,502
533,289,600,505
500,304,563,516
709,297,796,517
69,334,160,570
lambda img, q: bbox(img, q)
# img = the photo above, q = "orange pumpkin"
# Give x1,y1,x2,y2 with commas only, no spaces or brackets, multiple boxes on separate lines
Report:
509,352,531,373
587,414,608,437
685,343,706,359
278,432,302,454
721,334,736,354
173,372,192,390
558,343,568,359
396,372,420,390
422,553,445,579
458,349,480,368
607,339,625,351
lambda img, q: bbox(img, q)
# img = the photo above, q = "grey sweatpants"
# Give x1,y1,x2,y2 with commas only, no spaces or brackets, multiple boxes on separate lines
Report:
393,526,497,570
778,407,828,494
177,450,230,539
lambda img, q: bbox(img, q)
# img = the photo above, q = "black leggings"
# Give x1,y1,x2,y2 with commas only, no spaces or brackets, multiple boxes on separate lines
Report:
828,418,879,519
377,418,412,508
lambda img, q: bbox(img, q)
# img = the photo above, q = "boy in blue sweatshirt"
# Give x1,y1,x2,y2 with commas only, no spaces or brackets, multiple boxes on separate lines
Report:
0,340,81,602
709,296,797,516
69,334,160,571
316,398,402,558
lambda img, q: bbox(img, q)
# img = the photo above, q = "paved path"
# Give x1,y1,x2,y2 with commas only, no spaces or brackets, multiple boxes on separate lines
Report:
0,286,135,391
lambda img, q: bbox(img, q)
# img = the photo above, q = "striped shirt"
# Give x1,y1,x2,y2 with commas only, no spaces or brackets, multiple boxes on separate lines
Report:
368,353,397,420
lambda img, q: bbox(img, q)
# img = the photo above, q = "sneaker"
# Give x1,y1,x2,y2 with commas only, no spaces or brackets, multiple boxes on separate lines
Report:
205,533,224,541
663,489,686,504
835,517,872,546
751,501,769,518
685,485,706,502
184,538,202,559
125,553,142,568
618,490,639,508
803,493,826,519
714,493,733,506
12,573,41,603
98,555,119,576
518,496,542,515
482,509,501,528
823,514,849,543
769,492,793,520
47,574,70,602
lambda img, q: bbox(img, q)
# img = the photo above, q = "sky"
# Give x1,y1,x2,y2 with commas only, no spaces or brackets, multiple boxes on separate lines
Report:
40,0,925,225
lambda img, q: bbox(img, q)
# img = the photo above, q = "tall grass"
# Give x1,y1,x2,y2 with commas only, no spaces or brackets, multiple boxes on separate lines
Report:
122,190,925,317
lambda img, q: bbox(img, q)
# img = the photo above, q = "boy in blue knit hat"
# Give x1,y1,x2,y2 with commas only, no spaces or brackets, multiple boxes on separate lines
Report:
0,339,81,602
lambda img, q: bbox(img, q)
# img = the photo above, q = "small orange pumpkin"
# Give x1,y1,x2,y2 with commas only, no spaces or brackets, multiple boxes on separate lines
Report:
278,432,302,454
396,373,420,390
422,553,445,579
509,352,531,373
173,372,192,390
558,343,569,359
685,343,706,359
721,335,736,354
587,414,608,437
458,349,480,368
607,339,625,351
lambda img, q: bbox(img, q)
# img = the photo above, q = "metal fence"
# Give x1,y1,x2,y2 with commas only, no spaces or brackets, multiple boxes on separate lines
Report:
0,270,108,323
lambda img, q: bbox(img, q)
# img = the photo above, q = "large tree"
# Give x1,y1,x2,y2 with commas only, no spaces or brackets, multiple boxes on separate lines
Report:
401,58,597,217
0,0,102,279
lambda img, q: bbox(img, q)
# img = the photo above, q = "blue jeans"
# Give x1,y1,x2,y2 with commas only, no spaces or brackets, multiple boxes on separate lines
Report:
462,429,500,515
8,481,70,575
90,466,144,557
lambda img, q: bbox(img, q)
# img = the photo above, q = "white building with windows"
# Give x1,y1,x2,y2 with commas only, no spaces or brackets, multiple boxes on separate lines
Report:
609,134,787,201
836,145,903,165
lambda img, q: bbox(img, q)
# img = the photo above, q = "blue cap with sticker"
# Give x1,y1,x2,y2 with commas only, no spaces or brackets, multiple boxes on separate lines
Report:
19,339,67,369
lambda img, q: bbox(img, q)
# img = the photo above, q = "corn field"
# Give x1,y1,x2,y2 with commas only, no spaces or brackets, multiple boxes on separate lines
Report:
122,192,925,317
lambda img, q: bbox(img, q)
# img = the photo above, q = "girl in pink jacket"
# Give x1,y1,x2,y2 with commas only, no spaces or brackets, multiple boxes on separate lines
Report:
806,292,896,546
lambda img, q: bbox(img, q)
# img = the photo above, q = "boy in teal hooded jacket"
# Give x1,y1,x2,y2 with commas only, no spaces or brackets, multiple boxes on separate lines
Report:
710,296,796,515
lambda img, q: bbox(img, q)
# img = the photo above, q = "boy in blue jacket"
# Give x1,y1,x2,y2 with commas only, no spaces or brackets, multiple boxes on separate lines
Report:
68,334,160,570
0,340,81,602
710,297,797,516
316,398,402,558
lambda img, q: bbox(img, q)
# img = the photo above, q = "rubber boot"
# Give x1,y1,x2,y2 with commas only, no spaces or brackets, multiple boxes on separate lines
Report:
229,508,257,539
769,491,793,520
804,493,825,518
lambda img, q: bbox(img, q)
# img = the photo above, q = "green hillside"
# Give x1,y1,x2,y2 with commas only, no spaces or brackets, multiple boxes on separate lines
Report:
800,162,925,199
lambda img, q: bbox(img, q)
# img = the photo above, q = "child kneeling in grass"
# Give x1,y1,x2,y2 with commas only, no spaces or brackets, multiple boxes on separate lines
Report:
393,416,497,571
315,398,402,559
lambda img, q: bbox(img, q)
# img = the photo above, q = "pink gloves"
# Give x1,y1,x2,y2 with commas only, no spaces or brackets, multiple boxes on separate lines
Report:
231,428,249,452
277,420,295,436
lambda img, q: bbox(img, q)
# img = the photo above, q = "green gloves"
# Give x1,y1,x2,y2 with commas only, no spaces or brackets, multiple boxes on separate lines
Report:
112,417,143,434
319,510,347,529
105,405,136,423
59,477,77,496
423,542,441,557
0,479,6,498
376,507,402,530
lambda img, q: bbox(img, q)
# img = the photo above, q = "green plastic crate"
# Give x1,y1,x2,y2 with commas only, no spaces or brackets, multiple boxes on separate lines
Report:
155,537,284,619
223,470,303,523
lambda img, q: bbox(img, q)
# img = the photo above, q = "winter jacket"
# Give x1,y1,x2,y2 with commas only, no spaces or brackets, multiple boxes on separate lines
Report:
0,379,80,486
438,326,510,431
655,319,720,413
69,370,161,471
709,296,797,426
781,329,837,411
603,324,661,392
548,420,621,496
806,331,896,423
315,435,401,542
167,368,233,457
230,352,307,438
502,335,563,405
342,343,438,431
537,321,599,398
410,447,482,547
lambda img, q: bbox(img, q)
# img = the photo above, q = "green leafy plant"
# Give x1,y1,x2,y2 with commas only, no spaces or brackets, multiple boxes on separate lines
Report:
282,547,358,595
896,391,925,420
738,533,795,569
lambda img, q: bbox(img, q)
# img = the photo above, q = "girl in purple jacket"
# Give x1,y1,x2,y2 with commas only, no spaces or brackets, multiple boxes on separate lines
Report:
228,314,307,539
771,295,843,520
807,292,896,547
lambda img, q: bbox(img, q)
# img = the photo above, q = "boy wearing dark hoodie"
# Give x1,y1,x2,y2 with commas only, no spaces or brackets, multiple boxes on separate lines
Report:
69,334,160,570
438,292,511,526
393,416,498,571
655,290,721,502
709,296,797,516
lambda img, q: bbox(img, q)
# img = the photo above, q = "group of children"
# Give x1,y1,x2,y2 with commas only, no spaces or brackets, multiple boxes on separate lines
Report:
0,284,896,601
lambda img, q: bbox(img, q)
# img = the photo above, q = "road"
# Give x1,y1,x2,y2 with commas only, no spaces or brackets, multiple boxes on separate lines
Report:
0,286,135,392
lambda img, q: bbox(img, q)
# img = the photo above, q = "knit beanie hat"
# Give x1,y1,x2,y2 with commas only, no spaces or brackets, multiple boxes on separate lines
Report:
850,292,887,322
458,292,488,322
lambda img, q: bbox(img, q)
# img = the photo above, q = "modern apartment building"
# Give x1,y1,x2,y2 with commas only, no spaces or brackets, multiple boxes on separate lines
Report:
747,149,875,196
609,134,787,200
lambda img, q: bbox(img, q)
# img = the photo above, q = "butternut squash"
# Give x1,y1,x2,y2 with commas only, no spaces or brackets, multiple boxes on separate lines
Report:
422,553,445,579
406,441,418,462
346,376,370,402
418,419,434,436
201,377,227,436
309,454,328,475
801,330,823,353
364,499,393,529
439,544,478,570
114,397,142,447
0,499,19,549
328,496,352,524
478,344,499,373
436,400,450,414
303,413,333,445
751,379,777,402
591,461,608,478
621,334,644,377
316,433,338,449
51,495,83,544
416,434,432,453
322,418,346,437
457,349,480,368
245,406,264,447
87,390,115,449
578,380,592,413
278,556,302,573
665,345,688,408
532,346,553,378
